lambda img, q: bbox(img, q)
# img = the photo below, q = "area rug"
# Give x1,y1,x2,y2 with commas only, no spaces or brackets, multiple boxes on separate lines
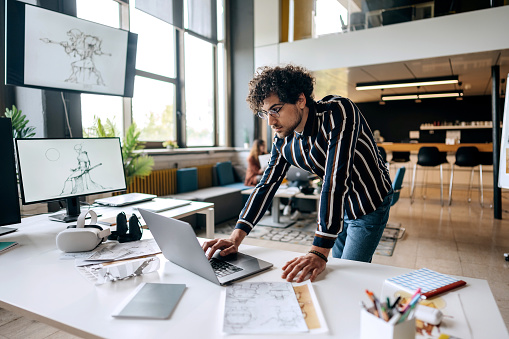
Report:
215,214,404,256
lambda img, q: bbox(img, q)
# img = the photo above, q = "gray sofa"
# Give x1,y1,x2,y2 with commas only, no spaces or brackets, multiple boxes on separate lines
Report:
167,161,250,228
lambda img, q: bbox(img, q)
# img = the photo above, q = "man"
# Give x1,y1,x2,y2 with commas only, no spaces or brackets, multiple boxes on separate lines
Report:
203,65,393,283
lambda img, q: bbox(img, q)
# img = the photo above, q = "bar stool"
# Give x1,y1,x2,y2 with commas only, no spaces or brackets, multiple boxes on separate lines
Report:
479,151,493,208
390,151,411,188
411,147,448,206
391,151,410,163
448,146,481,206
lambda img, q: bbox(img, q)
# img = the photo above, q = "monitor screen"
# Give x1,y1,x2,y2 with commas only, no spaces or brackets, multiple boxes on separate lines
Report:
15,138,126,222
6,0,137,97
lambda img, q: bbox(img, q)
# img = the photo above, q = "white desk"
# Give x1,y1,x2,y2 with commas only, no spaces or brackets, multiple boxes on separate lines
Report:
0,214,508,339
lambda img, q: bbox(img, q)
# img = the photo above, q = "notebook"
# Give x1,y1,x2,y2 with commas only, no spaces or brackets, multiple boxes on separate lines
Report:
134,198,191,213
385,268,467,299
0,241,19,254
138,209,273,285
95,193,156,207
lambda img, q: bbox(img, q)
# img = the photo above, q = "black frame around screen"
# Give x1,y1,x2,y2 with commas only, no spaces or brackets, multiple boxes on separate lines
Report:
5,0,137,97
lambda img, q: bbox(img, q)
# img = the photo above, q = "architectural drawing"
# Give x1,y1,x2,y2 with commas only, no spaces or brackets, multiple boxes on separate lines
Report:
60,143,105,195
40,28,111,86
223,282,308,334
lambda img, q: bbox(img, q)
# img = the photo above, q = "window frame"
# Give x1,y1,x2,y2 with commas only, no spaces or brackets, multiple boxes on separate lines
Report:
80,0,224,148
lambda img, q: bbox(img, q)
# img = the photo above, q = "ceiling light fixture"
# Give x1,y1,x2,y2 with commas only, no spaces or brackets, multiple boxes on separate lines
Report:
381,91,464,101
356,76,459,91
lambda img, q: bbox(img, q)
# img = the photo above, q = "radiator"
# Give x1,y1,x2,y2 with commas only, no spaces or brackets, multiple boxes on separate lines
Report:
126,164,214,195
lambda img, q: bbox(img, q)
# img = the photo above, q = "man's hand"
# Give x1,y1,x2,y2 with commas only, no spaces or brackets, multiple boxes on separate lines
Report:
202,229,247,260
281,246,330,283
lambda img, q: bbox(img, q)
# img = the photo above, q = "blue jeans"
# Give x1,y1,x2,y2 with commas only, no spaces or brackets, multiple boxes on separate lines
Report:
331,189,393,262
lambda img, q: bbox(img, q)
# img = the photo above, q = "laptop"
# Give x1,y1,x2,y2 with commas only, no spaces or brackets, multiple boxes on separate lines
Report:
138,209,273,285
95,193,157,207
134,198,191,213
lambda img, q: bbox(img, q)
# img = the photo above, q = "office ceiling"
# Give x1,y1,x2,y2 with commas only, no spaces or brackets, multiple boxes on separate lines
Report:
312,49,509,103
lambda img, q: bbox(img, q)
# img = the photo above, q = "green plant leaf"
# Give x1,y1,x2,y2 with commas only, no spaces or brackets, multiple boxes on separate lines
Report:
5,105,36,138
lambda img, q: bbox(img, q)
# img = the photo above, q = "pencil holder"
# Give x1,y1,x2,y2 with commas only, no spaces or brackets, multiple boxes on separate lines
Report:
360,308,415,339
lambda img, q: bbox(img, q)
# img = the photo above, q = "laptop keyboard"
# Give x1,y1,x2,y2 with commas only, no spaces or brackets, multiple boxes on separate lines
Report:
210,258,243,277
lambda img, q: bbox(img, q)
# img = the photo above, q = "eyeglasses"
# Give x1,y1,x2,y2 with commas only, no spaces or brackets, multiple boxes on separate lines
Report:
257,103,285,119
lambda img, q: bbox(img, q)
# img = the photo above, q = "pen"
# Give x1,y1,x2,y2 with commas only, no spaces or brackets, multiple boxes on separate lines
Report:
391,295,401,309
388,312,401,325
400,288,421,313
380,304,390,321
365,290,380,318
400,292,421,315
398,303,418,324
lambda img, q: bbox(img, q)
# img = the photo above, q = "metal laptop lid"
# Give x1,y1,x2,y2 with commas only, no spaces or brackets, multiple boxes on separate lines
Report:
95,193,156,206
138,209,273,285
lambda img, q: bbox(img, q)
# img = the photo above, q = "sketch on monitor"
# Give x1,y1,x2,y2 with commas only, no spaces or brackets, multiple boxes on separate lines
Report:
57,143,107,196
24,4,128,95
40,29,111,87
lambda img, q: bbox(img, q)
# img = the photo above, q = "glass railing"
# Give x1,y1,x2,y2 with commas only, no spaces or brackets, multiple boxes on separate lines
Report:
285,0,507,42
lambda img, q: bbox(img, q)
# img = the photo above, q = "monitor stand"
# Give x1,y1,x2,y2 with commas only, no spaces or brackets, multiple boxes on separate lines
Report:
48,197,81,223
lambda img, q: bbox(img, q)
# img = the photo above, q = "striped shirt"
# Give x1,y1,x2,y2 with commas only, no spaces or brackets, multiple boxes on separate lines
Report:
236,95,392,249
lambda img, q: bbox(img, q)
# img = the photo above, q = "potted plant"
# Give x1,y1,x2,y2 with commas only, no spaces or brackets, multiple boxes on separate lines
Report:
162,140,179,150
4,105,36,138
84,117,154,187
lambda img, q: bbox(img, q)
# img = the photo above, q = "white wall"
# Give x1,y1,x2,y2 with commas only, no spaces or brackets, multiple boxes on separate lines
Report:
268,6,509,71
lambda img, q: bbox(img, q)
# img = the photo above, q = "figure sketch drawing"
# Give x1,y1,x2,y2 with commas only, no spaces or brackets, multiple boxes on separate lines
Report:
41,28,111,86
61,144,105,195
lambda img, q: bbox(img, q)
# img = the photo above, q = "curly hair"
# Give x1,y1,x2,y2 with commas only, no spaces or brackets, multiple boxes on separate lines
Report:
246,65,315,113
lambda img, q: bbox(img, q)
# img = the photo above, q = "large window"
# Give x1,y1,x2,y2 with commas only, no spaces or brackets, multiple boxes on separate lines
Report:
184,33,214,146
76,0,123,137
132,76,176,141
129,1,177,143
77,0,225,147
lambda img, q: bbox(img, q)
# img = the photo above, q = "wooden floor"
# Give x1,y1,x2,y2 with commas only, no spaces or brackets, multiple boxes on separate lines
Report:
1,188,509,338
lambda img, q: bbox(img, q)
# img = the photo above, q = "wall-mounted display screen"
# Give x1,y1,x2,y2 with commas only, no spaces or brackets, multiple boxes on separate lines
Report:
6,0,137,97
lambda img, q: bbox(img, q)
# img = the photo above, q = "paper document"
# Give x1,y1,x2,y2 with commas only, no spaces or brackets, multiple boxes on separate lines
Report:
223,282,308,334
85,238,160,262
293,281,328,334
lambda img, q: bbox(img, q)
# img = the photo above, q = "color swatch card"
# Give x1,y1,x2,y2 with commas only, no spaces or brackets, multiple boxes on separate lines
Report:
386,268,466,299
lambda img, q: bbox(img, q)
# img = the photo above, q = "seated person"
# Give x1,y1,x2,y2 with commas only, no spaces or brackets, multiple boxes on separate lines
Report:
244,139,267,186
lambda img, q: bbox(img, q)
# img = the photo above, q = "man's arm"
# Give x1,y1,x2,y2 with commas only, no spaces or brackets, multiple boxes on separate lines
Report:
202,143,289,257
235,145,290,235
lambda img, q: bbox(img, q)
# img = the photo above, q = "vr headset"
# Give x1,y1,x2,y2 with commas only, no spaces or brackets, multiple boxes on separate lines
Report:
56,210,111,252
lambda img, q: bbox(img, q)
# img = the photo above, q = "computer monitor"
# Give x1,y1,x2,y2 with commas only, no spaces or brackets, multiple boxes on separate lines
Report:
15,138,127,222
6,0,137,97
0,118,21,231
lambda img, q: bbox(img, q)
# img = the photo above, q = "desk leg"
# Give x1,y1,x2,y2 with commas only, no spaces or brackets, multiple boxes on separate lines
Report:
205,207,215,239
257,196,295,228
272,197,281,223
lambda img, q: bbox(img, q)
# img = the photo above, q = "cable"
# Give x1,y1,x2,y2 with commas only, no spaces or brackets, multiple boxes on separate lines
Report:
61,92,73,138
